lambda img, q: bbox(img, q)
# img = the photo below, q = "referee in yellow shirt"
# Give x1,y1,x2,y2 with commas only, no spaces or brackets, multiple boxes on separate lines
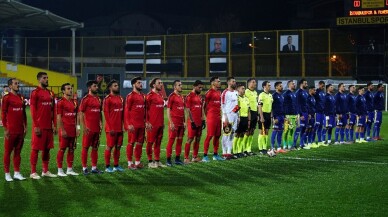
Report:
244,78,258,155
258,81,273,155
233,83,250,158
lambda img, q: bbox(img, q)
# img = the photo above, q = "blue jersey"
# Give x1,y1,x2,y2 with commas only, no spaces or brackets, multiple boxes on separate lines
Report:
335,92,347,114
314,88,325,113
364,90,374,112
356,95,367,116
283,90,297,115
373,91,384,111
347,93,356,114
272,91,284,116
307,94,316,115
296,88,308,114
324,93,336,115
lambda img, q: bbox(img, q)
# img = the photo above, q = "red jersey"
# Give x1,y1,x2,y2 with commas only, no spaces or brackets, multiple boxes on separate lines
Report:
146,90,164,127
79,94,102,133
125,91,146,128
185,91,203,126
103,94,124,132
205,88,221,119
30,86,55,129
167,92,185,126
57,97,77,137
1,92,26,134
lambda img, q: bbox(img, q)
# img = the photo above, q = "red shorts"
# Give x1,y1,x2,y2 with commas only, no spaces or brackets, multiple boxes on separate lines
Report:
82,131,100,148
5,133,24,150
146,126,164,143
207,119,221,137
128,128,145,144
58,131,76,149
32,129,54,150
168,125,185,139
188,124,203,138
106,132,123,148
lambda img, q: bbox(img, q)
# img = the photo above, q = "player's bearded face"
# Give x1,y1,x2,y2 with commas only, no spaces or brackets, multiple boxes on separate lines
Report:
194,85,203,94
40,76,49,88
135,81,142,91
90,84,98,94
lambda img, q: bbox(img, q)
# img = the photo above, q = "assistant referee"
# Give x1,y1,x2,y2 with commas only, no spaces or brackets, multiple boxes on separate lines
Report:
258,81,273,154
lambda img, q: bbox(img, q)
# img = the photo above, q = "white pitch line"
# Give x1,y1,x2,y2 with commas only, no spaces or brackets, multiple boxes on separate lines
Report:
280,156,388,166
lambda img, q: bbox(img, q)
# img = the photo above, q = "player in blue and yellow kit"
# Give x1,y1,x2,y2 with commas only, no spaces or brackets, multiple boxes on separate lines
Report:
364,82,374,141
373,83,384,140
271,82,285,153
323,84,335,145
334,83,347,145
314,81,326,146
282,80,297,150
345,85,357,143
295,79,309,149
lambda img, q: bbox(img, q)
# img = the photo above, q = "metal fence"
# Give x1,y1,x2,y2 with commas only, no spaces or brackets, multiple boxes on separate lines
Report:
1,28,384,78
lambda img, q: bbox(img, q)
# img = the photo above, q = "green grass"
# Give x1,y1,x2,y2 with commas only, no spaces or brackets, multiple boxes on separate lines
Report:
1,109,388,217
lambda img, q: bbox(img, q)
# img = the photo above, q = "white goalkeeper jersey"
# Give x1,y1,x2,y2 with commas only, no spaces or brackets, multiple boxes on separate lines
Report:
221,89,238,115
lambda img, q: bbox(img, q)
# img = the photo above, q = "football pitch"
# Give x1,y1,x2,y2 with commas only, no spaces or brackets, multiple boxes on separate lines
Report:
1,109,388,217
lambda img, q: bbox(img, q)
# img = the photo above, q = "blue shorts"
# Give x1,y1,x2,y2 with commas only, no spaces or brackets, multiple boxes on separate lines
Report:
307,115,315,128
367,111,374,123
315,113,325,127
357,115,366,127
325,115,335,128
299,112,308,127
273,115,284,130
374,110,382,124
336,114,347,127
348,113,356,125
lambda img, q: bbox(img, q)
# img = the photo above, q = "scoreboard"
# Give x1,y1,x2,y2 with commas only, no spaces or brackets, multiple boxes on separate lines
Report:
345,0,388,16
337,0,388,25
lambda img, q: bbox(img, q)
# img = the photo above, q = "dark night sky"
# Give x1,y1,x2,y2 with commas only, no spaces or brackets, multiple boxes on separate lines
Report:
22,0,298,31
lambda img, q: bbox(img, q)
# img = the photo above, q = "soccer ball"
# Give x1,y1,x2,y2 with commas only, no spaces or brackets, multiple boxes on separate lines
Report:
267,149,276,157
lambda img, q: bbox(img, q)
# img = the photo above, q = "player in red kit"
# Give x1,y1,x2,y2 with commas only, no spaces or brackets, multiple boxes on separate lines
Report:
30,72,57,179
166,80,186,166
125,77,146,170
203,76,224,162
79,80,104,175
103,80,125,173
56,83,80,177
145,78,167,168
184,80,205,164
2,78,27,181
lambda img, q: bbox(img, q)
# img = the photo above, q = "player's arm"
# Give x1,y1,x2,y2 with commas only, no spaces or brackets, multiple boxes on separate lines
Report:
185,95,195,128
22,98,27,136
103,97,114,135
52,93,57,132
258,94,264,122
1,95,9,138
56,108,66,138
167,96,175,130
221,91,229,123
124,94,134,132
30,90,41,135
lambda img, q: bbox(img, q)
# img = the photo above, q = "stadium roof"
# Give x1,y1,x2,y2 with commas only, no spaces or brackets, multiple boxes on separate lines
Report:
0,0,83,31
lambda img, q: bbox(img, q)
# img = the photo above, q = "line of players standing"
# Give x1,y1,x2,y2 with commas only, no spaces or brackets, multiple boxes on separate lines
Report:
2,72,385,182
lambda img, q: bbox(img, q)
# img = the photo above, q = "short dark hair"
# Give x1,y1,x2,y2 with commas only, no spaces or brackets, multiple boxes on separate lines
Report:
7,78,16,87
287,80,293,86
107,79,118,89
173,80,181,87
61,83,71,91
86,80,98,89
377,83,383,89
262,81,269,88
349,85,354,89
210,76,219,83
318,80,325,85
357,86,364,91
226,76,235,82
275,81,282,88
37,72,47,80
326,84,332,89
309,86,315,90
298,78,307,86
193,80,203,87
131,76,142,85
149,77,161,88
367,82,373,87
338,83,344,88
237,83,245,89
247,78,255,84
